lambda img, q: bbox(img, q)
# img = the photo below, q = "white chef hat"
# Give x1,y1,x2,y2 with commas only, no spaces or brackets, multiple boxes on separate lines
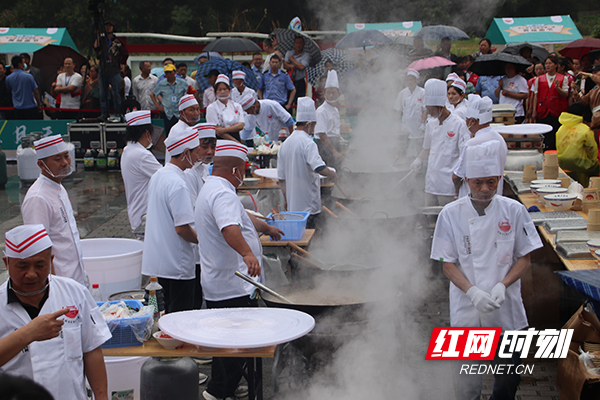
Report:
34,135,68,160
325,70,339,89
215,74,230,87
178,94,198,111
296,97,317,122
5,224,52,259
125,110,151,126
232,70,246,80
215,140,248,160
165,126,199,156
478,96,494,124
466,141,503,179
406,68,419,78
240,93,257,111
424,79,447,107
450,78,466,93
193,123,216,139
466,94,481,119
445,72,459,82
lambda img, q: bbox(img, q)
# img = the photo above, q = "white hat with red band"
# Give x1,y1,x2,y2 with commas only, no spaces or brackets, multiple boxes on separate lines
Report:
215,140,248,160
215,74,230,86
125,110,151,126
164,126,199,156
232,70,246,80
178,94,198,111
445,72,459,82
193,123,217,139
34,135,68,160
450,78,467,93
406,68,419,78
240,94,257,111
5,224,53,259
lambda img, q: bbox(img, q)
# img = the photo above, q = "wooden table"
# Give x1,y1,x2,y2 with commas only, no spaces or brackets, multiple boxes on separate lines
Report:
103,340,276,400
260,229,315,247
238,178,334,191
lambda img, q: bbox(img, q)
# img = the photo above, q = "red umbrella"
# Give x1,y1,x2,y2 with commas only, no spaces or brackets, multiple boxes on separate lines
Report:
558,38,600,60
407,56,455,71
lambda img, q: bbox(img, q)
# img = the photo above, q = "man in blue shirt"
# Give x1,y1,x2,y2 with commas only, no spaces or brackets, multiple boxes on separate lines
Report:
258,54,296,110
151,64,196,136
474,75,501,104
5,55,42,120
251,53,263,82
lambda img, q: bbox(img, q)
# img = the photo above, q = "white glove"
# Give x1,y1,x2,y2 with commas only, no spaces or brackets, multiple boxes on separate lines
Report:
466,286,500,313
419,122,426,133
490,283,506,306
410,157,423,171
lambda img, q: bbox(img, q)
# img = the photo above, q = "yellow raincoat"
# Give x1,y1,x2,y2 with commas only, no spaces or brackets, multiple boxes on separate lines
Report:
556,112,599,186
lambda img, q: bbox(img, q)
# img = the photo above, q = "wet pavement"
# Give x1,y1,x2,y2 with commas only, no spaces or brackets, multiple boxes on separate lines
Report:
0,162,565,399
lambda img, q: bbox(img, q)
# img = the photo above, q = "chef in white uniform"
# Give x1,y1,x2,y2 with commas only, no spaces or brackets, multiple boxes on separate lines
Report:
411,79,470,206
431,141,542,400
142,124,204,313
0,224,111,400
195,140,282,400
22,135,85,285
240,93,295,144
230,70,256,104
206,74,245,143
394,68,427,157
277,97,338,228
447,78,469,120
453,95,507,198
183,123,217,202
164,94,202,164
315,70,345,168
120,110,163,233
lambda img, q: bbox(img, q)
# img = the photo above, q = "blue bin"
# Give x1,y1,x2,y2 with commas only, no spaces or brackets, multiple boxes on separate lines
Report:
96,300,151,348
266,212,310,241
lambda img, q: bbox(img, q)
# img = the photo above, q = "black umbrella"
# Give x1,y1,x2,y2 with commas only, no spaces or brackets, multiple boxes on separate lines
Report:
270,28,322,67
202,38,262,54
470,53,531,76
335,30,392,50
31,44,88,93
415,25,469,40
501,42,549,63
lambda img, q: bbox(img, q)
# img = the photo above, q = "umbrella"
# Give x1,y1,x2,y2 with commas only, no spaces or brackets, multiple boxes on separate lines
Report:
202,38,261,53
271,28,322,67
501,42,549,63
559,38,600,60
407,56,455,71
335,30,392,50
415,25,469,41
151,67,164,78
470,53,531,76
306,48,356,86
195,59,259,91
31,44,88,92
193,52,225,64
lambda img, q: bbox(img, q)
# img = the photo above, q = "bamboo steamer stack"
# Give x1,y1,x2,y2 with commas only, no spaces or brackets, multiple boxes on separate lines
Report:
522,165,537,183
543,151,559,179
589,177,600,189
583,188,600,215
588,208,600,231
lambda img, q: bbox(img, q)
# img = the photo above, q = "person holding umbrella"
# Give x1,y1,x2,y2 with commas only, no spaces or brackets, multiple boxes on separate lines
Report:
284,36,311,103
494,63,529,123
434,37,460,63
206,74,245,143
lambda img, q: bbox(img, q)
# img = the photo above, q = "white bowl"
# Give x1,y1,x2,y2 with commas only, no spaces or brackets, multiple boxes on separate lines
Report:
153,331,184,350
594,249,600,263
531,179,561,186
587,239,600,257
530,183,561,195
536,187,568,202
543,193,577,211
243,177,261,186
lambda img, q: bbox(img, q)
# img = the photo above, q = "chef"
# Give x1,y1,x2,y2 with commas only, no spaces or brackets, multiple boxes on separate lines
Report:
394,68,427,157
453,95,507,198
447,78,469,120
195,140,283,400
230,70,256,104
411,79,470,206
277,97,338,229
239,93,295,144
184,123,217,202
142,124,204,313
431,141,542,400
314,70,345,168
120,110,163,234
206,74,245,143
0,224,112,400
22,135,85,285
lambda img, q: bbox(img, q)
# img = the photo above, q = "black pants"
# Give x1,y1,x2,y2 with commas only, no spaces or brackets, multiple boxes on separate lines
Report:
15,107,41,120
158,264,202,313
293,79,306,105
162,113,179,137
316,136,342,170
206,295,258,398
537,114,560,151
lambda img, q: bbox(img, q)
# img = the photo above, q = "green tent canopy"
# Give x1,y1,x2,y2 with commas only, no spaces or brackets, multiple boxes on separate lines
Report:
0,27,78,53
346,22,423,39
485,16,582,45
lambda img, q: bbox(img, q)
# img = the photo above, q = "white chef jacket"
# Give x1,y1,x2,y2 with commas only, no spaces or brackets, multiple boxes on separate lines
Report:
195,176,264,301
22,175,85,285
423,114,470,196
314,101,341,138
231,86,256,104
0,275,111,400
142,163,196,280
394,86,426,139
453,126,508,198
184,163,209,264
203,87,216,108
447,99,469,120
431,195,542,331
242,99,294,141
120,141,162,230
206,99,245,128
277,130,327,215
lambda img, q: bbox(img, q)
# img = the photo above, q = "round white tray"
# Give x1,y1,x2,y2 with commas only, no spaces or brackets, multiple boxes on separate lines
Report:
158,308,315,349
494,123,553,135
253,168,279,180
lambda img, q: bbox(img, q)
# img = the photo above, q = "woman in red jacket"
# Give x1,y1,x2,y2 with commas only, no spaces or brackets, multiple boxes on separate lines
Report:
532,55,570,150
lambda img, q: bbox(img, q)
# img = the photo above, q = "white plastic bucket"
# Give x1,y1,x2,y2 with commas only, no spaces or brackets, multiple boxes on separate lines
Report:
82,238,144,300
104,356,148,400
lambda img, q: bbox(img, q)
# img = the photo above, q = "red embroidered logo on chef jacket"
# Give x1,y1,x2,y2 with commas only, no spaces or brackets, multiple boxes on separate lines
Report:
447,131,456,138
417,98,422,102
268,115,273,119
234,110,238,114
498,222,511,232
64,306,79,319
